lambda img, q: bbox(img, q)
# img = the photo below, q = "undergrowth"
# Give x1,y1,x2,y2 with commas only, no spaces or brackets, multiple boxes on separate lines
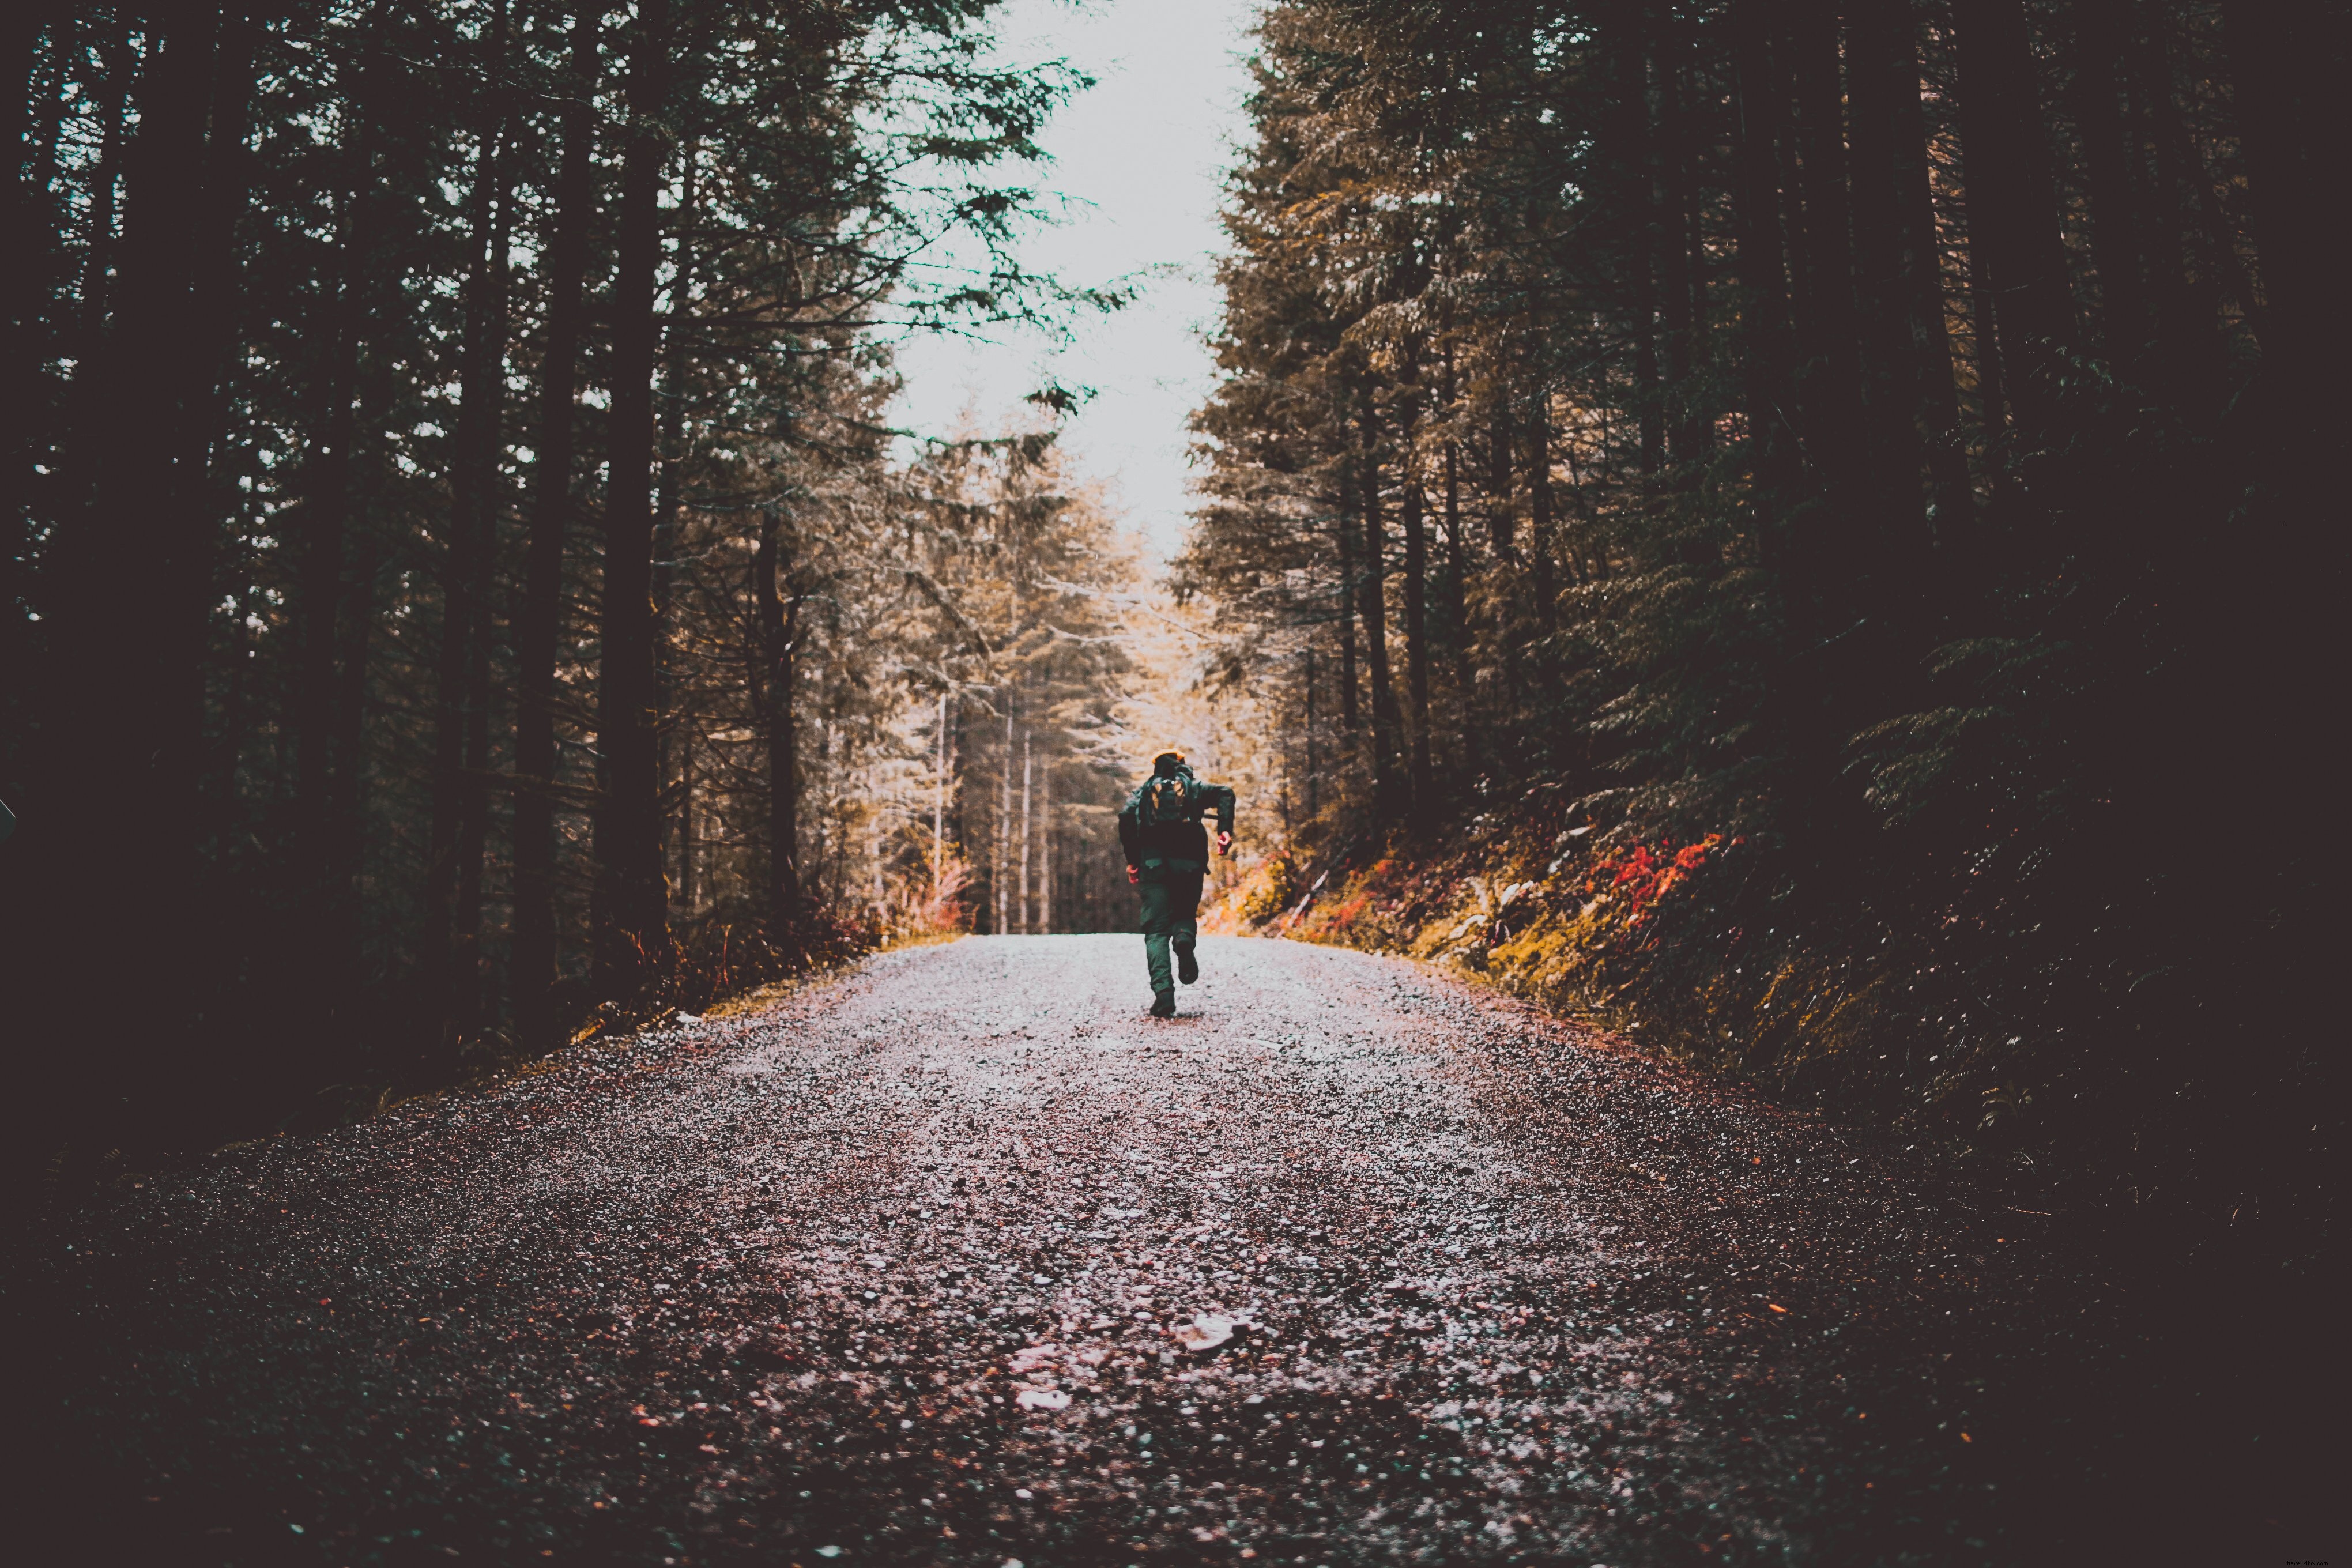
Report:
1215,783,2331,1277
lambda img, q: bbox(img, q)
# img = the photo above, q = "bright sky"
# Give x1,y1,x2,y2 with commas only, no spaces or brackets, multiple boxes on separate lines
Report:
889,0,1262,564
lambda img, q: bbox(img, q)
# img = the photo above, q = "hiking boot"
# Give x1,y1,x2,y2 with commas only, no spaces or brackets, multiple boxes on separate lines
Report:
1149,991,1177,1019
1175,944,1199,985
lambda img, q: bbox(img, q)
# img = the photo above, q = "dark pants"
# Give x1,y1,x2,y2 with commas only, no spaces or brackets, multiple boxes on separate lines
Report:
1137,863,1204,996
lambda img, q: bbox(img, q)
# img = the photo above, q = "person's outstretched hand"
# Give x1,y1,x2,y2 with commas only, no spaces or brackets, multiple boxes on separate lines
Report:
1126,864,1140,885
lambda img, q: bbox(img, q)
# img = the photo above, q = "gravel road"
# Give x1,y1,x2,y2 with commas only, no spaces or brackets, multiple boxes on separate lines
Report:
20,935,2217,1565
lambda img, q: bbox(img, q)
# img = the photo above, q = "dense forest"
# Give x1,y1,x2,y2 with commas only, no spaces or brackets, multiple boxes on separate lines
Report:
6,0,2340,1261
3,1,1164,1182
1182,0,2338,1249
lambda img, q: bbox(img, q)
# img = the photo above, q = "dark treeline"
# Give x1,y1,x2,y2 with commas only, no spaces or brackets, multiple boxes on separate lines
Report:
1185,0,2339,1240
4,0,1145,1180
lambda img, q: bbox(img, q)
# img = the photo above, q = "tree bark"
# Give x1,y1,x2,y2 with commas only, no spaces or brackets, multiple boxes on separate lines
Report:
1485,394,1517,560
1397,389,1433,817
1952,0,2076,440
590,0,673,1002
1356,382,1401,820
27,0,226,1132
1524,387,1556,634
753,507,802,938
1845,0,1935,582
2070,0,2148,368
511,5,599,1049
1019,729,1032,932
426,0,510,1068
1728,0,1800,522
1781,1,1863,536
1334,461,1359,734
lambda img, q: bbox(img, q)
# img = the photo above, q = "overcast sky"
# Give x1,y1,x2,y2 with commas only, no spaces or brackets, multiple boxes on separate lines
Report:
887,0,1262,564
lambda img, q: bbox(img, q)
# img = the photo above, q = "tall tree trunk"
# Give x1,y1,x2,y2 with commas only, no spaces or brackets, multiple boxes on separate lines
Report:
1782,2,1863,553
1303,641,1318,819
1845,0,1935,586
1019,730,1032,932
930,690,948,900
1334,463,1359,734
996,706,1012,933
1961,187,2008,439
1484,394,1518,560
753,507,801,937
1728,0,1801,526
2133,23,2225,410
1952,0,2076,440
294,18,397,1043
454,184,510,1042
651,139,696,925
1525,388,1556,634
1894,22,1975,556
168,5,257,1042
25,0,225,1140
1357,382,1401,820
1439,345,1476,773
2070,0,2149,369
1661,18,1711,466
426,0,510,1069
511,6,598,1049
1398,390,1433,817
675,730,696,914
590,0,673,1001
1035,749,1050,933
327,521,382,1033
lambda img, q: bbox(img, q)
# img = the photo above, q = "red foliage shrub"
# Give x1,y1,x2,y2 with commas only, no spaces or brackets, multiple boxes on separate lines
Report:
1588,834,1727,925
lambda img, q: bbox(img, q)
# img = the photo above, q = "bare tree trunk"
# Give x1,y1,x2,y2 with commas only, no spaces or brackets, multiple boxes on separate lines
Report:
28,1,229,1136
676,730,695,914
1952,0,2076,441
1728,0,1800,522
1019,730,1033,933
2070,0,2148,368
1037,755,1051,934
753,508,802,939
1525,389,1557,634
997,706,1013,933
1334,464,1359,735
651,140,696,927
427,0,511,1068
1358,382,1401,820
1846,0,1935,585
1783,3,1863,536
1398,389,1434,817
511,6,598,1049
931,689,948,900
1303,642,1318,819
590,0,674,1001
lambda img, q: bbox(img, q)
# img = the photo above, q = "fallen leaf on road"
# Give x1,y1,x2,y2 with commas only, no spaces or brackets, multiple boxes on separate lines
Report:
1008,1344,1061,1374
1173,1314,1235,1352
1015,1388,1071,1411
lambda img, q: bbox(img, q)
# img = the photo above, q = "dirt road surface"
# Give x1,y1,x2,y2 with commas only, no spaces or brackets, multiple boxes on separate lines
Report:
16,936,2287,1564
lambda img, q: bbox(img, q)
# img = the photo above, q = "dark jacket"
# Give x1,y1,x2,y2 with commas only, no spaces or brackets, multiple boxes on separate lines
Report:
1118,761,1237,871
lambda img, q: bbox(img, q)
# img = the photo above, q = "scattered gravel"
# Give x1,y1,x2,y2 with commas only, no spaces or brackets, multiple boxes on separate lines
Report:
22,935,2184,1563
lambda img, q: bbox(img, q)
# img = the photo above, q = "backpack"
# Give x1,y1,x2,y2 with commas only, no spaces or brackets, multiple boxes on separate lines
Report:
1140,770,1194,827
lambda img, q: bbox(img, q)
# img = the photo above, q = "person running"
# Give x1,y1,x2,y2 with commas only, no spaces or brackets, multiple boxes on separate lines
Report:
1117,745,1238,1018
